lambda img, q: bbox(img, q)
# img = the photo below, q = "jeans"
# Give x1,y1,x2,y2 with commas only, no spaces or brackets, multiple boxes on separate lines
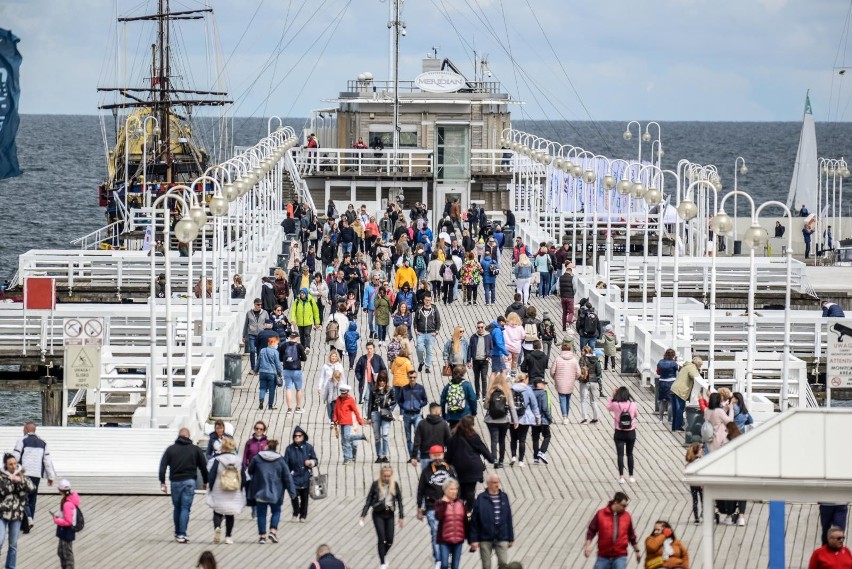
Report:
532,424,551,456
579,382,599,421
491,354,507,373
367,310,376,336
579,336,596,351
342,242,353,255
671,394,687,431
559,393,572,418
472,359,489,398
340,424,364,461
478,541,509,569
509,424,530,461
377,324,388,342
561,297,575,328
24,476,40,519
439,542,464,569
483,282,496,304
614,429,636,476
170,479,196,538
425,509,440,561
537,271,551,296
247,334,258,369
372,510,396,564
258,373,277,408
441,281,454,303
371,411,391,457
487,423,509,463
464,285,478,304
255,502,281,535
594,557,627,569
658,381,673,422
416,333,437,369
0,519,21,569
402,412,421,456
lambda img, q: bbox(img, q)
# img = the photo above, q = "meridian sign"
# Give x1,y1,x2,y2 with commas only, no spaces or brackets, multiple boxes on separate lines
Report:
414,70,466,93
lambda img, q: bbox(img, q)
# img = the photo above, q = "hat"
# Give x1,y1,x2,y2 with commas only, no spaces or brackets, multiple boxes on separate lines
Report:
58,479,71,491
288,330,299,338
543,311,550,317
338,384,351,392
604,324,613,332
428,445,445,455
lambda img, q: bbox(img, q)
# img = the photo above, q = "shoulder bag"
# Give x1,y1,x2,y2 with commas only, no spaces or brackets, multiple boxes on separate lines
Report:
309,465,328,500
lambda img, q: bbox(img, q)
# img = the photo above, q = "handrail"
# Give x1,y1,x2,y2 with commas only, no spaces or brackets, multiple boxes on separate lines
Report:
69,221,124,250
283,150,317,216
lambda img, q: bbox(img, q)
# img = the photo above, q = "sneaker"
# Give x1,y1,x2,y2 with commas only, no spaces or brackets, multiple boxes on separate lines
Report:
425,367,431,374
579,419,588,425
268,531,279,543
737,517,746,527
269,405,278,410
618,477,625,484
224,537,233,545
375,457,383,464
213,526,222,544
589,419,599,424
299,518,306,523
629,477,636,484
721,515,734,526
495,462,504,468
418,363,424,371
258,537,267,544
295,407,304,414
176,536,189,544
562,419,569,425
292,515,299,522
258,404,264,410
517,461,526,467
509,456,517,465
533,459,541,465
694,519,701,526
286,408,293,415
343,459,354,465
538,452,549,464
435,561,442,569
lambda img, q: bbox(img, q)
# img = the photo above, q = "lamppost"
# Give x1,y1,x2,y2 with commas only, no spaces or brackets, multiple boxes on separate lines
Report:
732,157,747,246
652,169,680,333
623,121,643,164
149,190,199,428
645,122,662,168
123,115,143,220
141,116,160,208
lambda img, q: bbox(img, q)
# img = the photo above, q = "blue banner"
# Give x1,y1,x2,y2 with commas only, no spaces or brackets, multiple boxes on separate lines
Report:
0,29,22,180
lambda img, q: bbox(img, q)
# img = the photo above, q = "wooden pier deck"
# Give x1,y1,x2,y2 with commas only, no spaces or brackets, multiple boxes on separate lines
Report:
15,256,822,568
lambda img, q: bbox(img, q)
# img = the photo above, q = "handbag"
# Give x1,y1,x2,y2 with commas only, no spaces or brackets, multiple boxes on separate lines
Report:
442,364,453,377
276,375,284,387
309,466,328,500
646,557,663,569
379,408,395,422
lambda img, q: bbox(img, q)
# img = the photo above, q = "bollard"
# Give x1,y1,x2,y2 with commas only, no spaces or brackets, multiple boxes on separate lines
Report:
40,376,63,426
653,376,660,413
620,342,638,374
281,241,292,257
224,353,243,387
277,254,288,269
684,405,703,445
211,381,232,418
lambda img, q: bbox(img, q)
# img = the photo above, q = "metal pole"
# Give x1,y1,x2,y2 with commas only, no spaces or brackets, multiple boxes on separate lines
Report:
164,203,174,408
149,208,159,428
392,0,400,166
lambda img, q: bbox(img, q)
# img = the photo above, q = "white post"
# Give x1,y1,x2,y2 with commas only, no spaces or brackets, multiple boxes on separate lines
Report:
149,209,159,428
702,487,715,569
164,206,174,408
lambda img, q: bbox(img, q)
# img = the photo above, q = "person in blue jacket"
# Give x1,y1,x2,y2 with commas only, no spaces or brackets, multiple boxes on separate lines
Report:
283,426,318,522
480,251,499,306
469,473,515,568
489,316,509,373
398,371,429,455
344,321,360,371
362,275,381,338
821,300,846,318
492,225,505,255
247,439,297,544
440,365,478,428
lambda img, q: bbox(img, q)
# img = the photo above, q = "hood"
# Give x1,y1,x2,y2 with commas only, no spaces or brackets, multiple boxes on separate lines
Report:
263,282,273,289
348,321,358,332
559,351,577,361
511,383,528,393
300,287,309,297
509,301,524,310
175,435,193,445
258,450,282,462
292,425,309,443
64,492,81,508
425,414,445,425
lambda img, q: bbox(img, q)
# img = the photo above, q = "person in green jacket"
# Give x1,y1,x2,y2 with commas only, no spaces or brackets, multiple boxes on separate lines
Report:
374,287,393,347
670,356,702,432
290,288,320,353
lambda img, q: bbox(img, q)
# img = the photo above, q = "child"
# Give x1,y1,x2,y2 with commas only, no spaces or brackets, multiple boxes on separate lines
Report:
344,321,360,370
601,324,619,370
323,370,343,426
685,443,704,525
52,479,80,569
540,311,557,361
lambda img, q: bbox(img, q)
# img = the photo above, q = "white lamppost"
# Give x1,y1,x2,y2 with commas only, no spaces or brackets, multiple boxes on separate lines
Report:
141,116,160,208
653,169,680,333
645,122,662,169
732,157,747,246
149,190,199,427
640,170,664,323
123,115,143,221
623,121,643,164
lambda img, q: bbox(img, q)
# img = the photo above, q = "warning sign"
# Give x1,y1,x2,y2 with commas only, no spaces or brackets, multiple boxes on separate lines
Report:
826,320,852,389
63,318,104,346
64,346,102,390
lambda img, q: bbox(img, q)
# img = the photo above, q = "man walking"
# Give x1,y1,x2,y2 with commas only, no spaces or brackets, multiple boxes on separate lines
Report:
577,302,601,351
290,287,321,352
416,445,457,569
279,331,308,415
414,293,441,374
13,422,56,524
354,341,388,405
242,298,269,373
584,492,641,568
398,370,428,456
467,321,494,399
410,403,452,471
469,473,515,569
559,264,576,331
158,427,208,543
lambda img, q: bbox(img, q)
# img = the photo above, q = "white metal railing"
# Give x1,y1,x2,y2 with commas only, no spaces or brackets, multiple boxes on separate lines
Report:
69,221,124,250
471,149,513,175
293,147,433,176
284,149,317,214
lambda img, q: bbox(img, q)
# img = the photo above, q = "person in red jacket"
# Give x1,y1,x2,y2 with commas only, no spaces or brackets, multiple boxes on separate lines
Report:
333,385,366,464
809,527,852,569
584,492,641,567
434,478,467,569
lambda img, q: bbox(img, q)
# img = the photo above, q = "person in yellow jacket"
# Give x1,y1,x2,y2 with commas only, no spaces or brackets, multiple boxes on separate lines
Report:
390,346,415,402
290,288,321,352
394,258,417,291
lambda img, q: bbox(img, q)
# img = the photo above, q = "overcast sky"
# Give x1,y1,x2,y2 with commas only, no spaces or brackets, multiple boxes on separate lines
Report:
3,0,852,121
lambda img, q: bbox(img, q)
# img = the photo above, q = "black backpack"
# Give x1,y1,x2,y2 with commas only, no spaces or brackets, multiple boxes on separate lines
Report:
582,311,599,337
489,390,508,419
512,390,526,417
617,403,633,430
73,506,85,532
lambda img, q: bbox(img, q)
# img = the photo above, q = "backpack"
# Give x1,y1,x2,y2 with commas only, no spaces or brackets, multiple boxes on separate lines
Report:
415,254,426,272
489,262,500,276
72,507,85,532
446,383,466,413
617,404,633,430
700,420,715,444
523,322,539,343
489,390,509,419
581,311,599,337
442,264,454,282
219,462,242,491
512,390,527,417
540,318,556,342
386,338,401,363
325,320,340,343
283,342,299,364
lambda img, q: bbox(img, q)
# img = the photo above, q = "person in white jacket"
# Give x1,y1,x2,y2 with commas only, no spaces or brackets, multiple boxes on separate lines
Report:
13,422,56,523
206,438,246,544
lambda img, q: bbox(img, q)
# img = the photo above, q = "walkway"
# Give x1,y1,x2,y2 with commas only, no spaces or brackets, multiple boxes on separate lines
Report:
15,253,821,568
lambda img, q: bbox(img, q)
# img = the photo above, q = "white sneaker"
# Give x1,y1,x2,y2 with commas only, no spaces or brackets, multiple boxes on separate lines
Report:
517,461,526,468
509,456,517,465
434,562,441,569
224,537,233,545
721,515,734,525
629,477,636,484
562,419,569,425
736,516,746,527
381,564,388,569
618,476,625,484
213,526,221,544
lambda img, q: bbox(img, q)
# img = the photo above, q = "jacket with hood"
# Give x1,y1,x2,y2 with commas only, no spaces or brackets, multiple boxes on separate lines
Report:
333,394,363,425
395,265,417,291
490,322,508,357
243,308,270,339
445,431,493,484
416,460,457,510
503,324,525,354
504,302,527,321
533,387,553,425
414,305,441,334
283,426,318,489
242,434,268,472
511,383,541,426
291,290,320,326
520,349,548,379
260,281,277,312
551,351,583,395
53,491,81,542
13,432,56,481
602,330,619,357
427,258,444,282
411,414,452,460
343,322,360,353
467,333,494,362
480,256,498,285
206,452,246,516
255,325,280,353
247,450,297,505
440,379,478,422
0,470,34,522
158,435,208,484
374,295,392,325
559,271,576,298
393,287,415,312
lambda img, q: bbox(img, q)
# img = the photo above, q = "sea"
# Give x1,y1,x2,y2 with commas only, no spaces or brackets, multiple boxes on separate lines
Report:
0,115,849,424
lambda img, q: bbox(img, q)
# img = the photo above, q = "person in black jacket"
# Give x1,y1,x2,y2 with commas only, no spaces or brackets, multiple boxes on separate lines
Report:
559,264,576,331
260,277,278,313
469,473,515,568
320,234,337,271
329,271,349,315
520,340,548,381
283,426,318,522
444,416,494,513
359,465,405,568
416,446,457,567
310,545,349,569
467,322,494,399
354,342,388,404
410,403,452,471
158,428,209,543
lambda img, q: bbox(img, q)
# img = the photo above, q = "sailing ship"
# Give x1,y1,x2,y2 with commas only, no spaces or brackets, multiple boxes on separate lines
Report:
96,0,231,238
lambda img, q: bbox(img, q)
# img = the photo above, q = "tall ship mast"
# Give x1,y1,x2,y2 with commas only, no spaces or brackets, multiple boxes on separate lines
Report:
97,0,231,238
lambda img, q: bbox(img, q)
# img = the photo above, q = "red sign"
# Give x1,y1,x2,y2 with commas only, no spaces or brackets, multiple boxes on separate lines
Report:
24,277,56,310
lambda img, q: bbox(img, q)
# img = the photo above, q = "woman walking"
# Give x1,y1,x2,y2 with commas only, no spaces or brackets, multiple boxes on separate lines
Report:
309,273,329,325
247,440,296,544
0,453,33,569
655,348,678,424
253,335,284,410
206,419,234,460
512,254,533,303
685,443,704,525
503,312,525,372
550,341,583,424
374,287,393,346
317,351,346,402
483,372,518,468
392,302,413,339
579,345,602,424
460,251,482,305
427,252,444,300
283,426,318,523
434,479,467,569
366,373,395,463
442,326,469,371
445,416,494,513
242,421,268,516
607,386,639,484
206,438,245,544
359,465,405,569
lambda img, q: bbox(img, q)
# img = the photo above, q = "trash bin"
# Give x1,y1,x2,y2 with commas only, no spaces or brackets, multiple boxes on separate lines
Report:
733,240,742,255
620,342,638,374
685,405,704,445
211,381,232,418
224,353,243,387
277,254,288,269
269,266,278,277
281,240,292,257
653,377,660,413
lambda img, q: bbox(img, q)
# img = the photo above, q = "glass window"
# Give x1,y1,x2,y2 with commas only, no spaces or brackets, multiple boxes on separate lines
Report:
436,126,470,181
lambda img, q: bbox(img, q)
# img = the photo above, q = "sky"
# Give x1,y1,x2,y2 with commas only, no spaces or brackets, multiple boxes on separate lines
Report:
3,0,852,121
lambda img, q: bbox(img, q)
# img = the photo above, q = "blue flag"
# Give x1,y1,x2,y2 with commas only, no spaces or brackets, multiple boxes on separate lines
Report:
0,29,22,180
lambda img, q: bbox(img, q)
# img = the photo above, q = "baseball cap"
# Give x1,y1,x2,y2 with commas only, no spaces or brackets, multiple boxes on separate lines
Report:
58,479,72,491
338,384,351,392
288,330,299,338
429,445,444,455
